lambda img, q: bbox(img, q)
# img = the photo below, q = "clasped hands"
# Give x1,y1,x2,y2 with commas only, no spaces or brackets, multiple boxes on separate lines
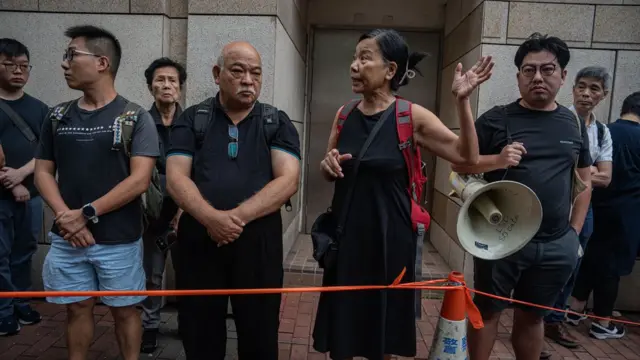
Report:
55,209,95,248
0,167,30,202
204,208,246,247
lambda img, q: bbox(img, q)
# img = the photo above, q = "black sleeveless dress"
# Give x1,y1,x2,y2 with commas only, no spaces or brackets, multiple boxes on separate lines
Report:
312,103,417,360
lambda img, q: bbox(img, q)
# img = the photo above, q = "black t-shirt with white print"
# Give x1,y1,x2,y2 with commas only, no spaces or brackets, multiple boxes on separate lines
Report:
36,95,160,245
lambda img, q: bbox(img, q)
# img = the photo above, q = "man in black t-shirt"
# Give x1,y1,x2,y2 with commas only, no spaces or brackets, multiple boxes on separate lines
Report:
0,38,49,336
34,26,159,359
453,33,592,360
166,41,301,359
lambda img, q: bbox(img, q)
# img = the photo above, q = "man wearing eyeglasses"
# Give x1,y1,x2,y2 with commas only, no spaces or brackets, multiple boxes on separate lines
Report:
166,41,301,359
0,38,49,336
34,26,159,360
452,33,592,360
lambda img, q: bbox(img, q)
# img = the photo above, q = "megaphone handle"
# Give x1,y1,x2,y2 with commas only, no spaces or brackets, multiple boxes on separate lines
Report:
501,112,514,181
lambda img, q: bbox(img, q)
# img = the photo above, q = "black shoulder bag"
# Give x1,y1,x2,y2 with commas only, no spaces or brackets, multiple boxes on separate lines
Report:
311,105,395,270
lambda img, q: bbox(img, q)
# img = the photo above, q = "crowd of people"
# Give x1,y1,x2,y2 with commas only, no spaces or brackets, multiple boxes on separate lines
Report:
0,23,638,360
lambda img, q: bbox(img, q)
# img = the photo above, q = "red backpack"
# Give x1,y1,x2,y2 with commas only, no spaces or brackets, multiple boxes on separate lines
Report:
335,97,431,235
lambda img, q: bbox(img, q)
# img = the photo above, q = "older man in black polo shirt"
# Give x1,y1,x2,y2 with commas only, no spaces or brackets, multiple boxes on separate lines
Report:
166,41,301,359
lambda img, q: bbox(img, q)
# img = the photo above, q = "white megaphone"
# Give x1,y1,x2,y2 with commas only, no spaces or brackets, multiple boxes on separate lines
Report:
449,172,543,260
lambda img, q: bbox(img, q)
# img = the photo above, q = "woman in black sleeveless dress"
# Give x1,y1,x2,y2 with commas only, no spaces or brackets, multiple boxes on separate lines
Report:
311,29,494,360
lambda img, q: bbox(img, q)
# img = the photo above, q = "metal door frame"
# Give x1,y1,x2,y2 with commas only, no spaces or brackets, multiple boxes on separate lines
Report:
301,26,444,235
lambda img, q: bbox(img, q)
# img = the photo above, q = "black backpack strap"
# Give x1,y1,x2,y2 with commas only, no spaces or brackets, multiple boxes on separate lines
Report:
262,104,279,144
50,100,75,142
260,103,293,211
118,101,144,157
596,120,604,148
194,97,214,150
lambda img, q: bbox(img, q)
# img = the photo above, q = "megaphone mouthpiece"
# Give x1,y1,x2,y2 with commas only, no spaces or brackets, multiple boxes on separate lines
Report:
470,193,503,225
451,171,543,260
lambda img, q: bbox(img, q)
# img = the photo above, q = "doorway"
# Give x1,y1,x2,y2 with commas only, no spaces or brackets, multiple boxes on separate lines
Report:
303,28,441,233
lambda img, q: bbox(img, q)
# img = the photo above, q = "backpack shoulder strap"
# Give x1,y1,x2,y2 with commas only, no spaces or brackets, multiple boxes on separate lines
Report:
50,100,75,136
336,99,361,136
395,98,418,199
117,101,144,158
596,120,604,148
262,103,279,144
194,97,214,150
396,98,413,146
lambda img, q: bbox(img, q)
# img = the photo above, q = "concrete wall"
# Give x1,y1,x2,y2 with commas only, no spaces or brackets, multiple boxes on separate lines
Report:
0,0,308,257
431,0,640,304
0,0,308,291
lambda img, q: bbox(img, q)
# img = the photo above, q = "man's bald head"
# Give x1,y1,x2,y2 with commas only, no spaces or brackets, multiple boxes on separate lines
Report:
213,41,263,110
216,41,261,68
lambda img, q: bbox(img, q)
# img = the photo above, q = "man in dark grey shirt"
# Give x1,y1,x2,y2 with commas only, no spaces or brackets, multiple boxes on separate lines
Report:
0,38,49,336
34,25,159,360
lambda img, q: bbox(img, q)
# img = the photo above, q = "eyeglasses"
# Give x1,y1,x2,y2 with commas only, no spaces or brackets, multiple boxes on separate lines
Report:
228,125,239,160
63,49,101,62
520,64,557,78
1,62,32,73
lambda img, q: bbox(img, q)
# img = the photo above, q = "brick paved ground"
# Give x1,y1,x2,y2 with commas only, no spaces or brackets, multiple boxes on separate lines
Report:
1,298,639,360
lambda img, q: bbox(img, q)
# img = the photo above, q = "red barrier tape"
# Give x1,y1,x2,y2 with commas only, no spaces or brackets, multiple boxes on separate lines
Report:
1,267,637,328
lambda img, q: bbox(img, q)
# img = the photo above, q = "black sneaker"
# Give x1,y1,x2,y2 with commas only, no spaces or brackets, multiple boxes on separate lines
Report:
566,310,587,326
590,322,625,340
0,316,20,336
15,304,42,325
141,329,159,354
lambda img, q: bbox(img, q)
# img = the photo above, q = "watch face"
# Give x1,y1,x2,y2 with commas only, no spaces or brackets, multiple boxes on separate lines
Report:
83,205,95,218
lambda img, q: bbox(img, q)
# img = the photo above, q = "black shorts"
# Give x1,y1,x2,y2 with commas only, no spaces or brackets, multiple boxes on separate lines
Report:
473,228,580,317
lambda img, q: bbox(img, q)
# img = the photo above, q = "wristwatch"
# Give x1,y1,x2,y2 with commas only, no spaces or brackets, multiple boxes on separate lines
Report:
82,203,99,224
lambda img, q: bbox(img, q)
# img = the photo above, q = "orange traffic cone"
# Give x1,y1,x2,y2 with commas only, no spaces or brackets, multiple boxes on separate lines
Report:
428,272,483,360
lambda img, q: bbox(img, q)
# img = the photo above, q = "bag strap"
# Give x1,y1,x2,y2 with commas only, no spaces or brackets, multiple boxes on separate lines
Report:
49,100,75,154
0,99,36,142
395,98,419,200
336,99,361,137
194,97,215,150
115,101,143,158
335,104,395,238
596,120,604,148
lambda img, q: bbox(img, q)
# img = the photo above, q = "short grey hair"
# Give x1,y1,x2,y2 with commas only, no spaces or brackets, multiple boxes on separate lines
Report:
216,53,224,67
575,66,611,91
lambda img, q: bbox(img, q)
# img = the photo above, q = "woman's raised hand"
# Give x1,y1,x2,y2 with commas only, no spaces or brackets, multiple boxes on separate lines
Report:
451,56,494,100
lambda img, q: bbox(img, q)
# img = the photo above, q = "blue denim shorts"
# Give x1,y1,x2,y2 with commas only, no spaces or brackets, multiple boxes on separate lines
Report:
42,232,146,307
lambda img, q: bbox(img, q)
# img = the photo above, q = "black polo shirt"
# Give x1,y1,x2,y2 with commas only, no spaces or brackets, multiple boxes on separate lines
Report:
476,100,592,241
0,94,49,200
168,95,300,213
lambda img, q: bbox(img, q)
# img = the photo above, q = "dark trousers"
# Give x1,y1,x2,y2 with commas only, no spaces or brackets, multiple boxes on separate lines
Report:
173,214,283,360
142,197,178,330
544,206,593,323
571,241,620,318
0,197,42,319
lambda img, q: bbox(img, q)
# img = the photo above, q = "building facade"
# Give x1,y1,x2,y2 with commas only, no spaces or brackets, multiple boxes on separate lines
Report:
1,0,639,308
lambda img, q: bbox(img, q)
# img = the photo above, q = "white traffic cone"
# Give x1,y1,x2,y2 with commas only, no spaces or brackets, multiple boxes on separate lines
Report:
428,271,483,360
